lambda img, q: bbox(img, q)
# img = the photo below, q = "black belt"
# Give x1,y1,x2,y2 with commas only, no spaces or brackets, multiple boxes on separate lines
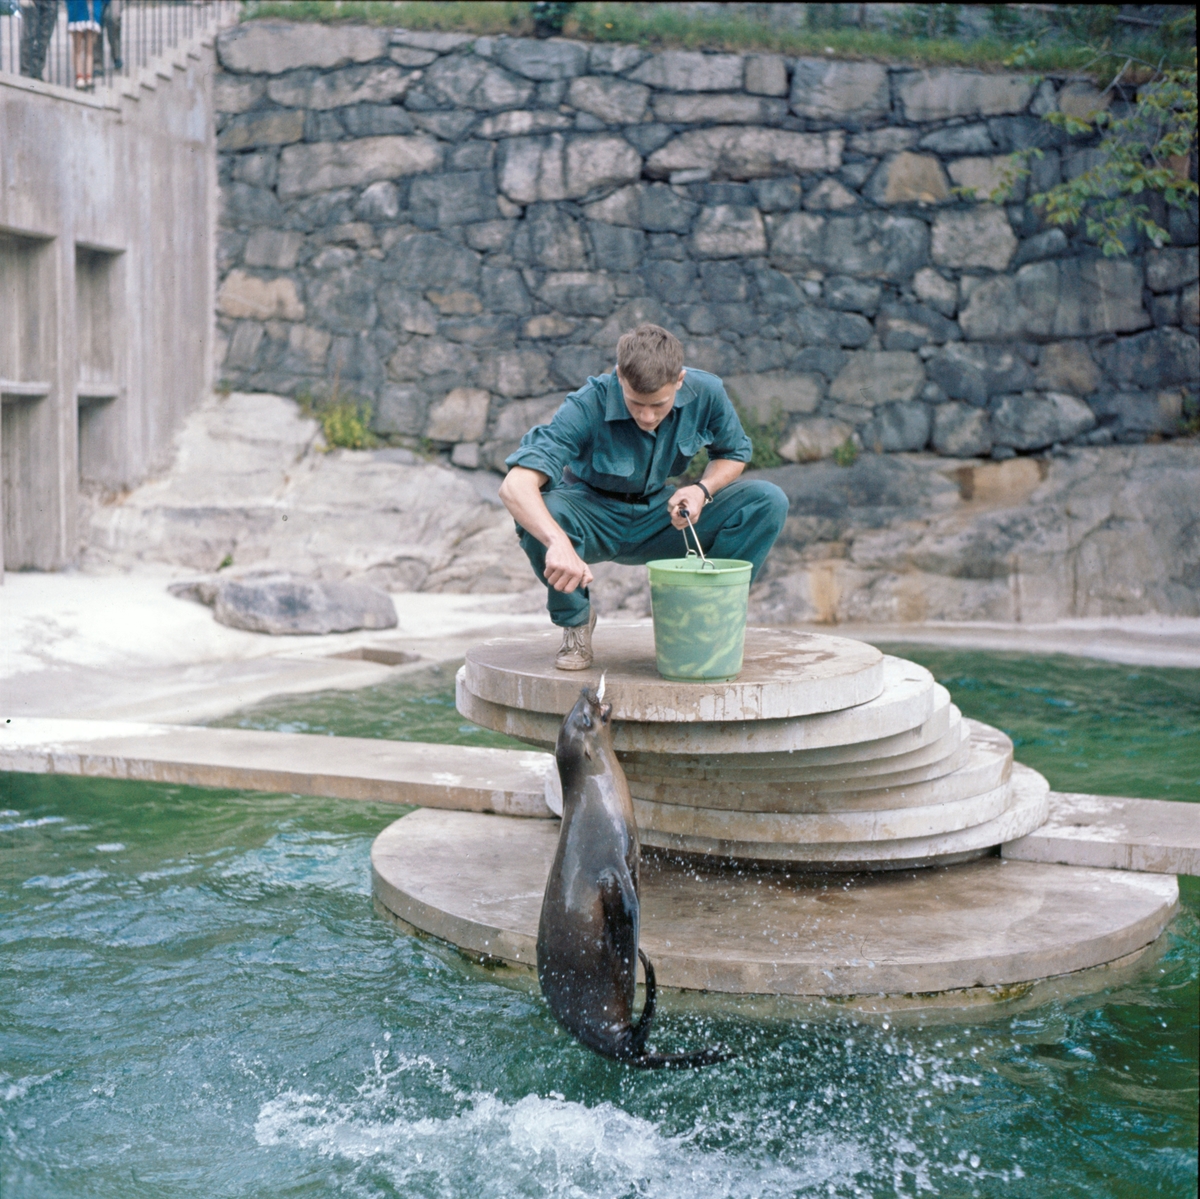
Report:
563,470,661,505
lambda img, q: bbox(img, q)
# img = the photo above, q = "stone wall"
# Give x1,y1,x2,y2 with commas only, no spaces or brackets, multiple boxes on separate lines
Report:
212,21,1199,473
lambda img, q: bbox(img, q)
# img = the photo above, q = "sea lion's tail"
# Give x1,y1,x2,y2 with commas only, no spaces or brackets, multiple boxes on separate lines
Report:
626,950,733,1070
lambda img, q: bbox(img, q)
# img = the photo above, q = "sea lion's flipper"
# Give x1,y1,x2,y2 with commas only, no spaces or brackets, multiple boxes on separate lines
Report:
627,949,734,1070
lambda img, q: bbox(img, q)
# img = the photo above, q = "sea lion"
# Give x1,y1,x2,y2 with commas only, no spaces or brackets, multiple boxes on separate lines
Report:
536,678,730,1069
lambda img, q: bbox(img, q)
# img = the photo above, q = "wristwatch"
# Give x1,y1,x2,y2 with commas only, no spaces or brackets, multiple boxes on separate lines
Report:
695,480,712,504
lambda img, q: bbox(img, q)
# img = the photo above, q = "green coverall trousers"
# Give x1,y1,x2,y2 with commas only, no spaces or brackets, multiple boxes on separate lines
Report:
517,477,789,627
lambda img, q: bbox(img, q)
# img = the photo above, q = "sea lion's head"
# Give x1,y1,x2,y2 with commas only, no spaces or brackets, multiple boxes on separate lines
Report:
556,675,614,771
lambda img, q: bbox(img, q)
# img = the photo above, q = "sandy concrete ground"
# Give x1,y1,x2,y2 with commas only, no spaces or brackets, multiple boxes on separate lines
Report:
3,570,1197,727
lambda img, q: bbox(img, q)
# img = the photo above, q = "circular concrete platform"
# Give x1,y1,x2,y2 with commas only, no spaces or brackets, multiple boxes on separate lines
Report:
464,624,884,722
371,809,1178,998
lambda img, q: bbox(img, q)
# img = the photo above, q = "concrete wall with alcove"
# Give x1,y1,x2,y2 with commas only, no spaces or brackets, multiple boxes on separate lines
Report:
0,33,217,576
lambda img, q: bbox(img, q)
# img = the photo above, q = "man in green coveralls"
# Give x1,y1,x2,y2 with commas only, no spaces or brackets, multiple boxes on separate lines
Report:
499,323,789,670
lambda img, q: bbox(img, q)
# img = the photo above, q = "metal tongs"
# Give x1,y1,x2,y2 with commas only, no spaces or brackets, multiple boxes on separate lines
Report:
679,503,714,569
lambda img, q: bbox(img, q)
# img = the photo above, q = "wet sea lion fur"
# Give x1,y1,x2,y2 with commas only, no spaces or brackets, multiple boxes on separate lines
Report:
536,680,730,1069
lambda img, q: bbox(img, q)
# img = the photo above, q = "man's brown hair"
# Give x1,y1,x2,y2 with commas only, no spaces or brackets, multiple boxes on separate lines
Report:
616,324,684,395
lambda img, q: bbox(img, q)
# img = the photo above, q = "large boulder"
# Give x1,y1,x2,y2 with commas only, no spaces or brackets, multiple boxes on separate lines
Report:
1089,390,1185,436
932,402,992,457
1097,328,1200,390
174,572,399,635
925,343,1034,406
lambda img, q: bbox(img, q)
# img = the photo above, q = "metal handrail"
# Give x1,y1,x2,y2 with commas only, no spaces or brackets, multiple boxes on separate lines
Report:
1,0,239,93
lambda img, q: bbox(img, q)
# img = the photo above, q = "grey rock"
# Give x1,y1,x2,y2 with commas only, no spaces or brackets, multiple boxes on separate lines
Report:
912,267,957,317
308,270,378,334
389,46,440,67
475,110,574,138
410,111,479,140
749,264,802,309
540,271,616,316
931,207,1016,271
217,109,306,152
639,184,698,233
356,180,401,222
877,302,960,351
214,74,266,114
1035,341,1100,396
926,343,1034,406
700,259,749,301
384,233,481,292
1089,390,1185,435
304,110,346,143
803,178,859,211
778,417,856,463
838,161,875,189
464,220,514,252
989,392,1096,450
1098,328,1200,389
987,115,1067,154
278,136,442,199
806,214,929,282
896,69,1036,122
340,103,416,137
917,124,994,154
1147,247,1200,293
498,133,642,203
589,222,647,272
932,402,992,457
422,55,536,110
792,347,848,378
691,205,767,258
552,344,613,385
1182,282,1199,327
1152,293,1180,326
567,75,650,124
647,232,687,259
426,386,490,440
1168,202,1199,246
212,572,397,635
628,50,743,92
621,124,674,156
742,338,790,373
479,350,550,398
860,401,932,453
752,177,802,212
745,54,788,98
645,258,697,300
647,127,842,180
515,204,588,269
726,372,822,419
244,229,303,270
1012,228,1068,267
218,22,389,75
267,63,417,111
652,92,785,124
377,288,438,334
409,171,498,227
830,351,925,405
481,266,532,314
224,322,265,370
847,127,917,156
788,308,873,349
495,38,588,80
588,43,648,74
824,276,882,316
959,258,1150,340
375,383,429,434
790,59,889,121
230,151,279,190
390,30,474,52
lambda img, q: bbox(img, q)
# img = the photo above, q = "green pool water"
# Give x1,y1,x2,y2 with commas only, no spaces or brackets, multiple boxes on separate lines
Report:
3,650,1197,1198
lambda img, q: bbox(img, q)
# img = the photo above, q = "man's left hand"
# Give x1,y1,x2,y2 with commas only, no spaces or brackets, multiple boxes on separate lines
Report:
667,484,708,530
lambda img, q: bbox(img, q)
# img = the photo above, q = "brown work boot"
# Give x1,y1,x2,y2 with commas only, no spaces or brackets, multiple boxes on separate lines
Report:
555,608,596,671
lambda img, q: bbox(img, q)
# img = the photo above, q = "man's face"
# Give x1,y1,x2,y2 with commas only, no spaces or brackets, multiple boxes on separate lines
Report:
617,369,686,433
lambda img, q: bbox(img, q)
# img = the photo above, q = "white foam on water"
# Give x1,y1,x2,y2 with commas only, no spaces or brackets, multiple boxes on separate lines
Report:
218,829,372,895
254,1053,875,1198
0,816,66,832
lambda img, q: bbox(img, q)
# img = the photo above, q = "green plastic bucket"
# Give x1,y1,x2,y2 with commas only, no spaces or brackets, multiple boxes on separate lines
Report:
647,555,752,682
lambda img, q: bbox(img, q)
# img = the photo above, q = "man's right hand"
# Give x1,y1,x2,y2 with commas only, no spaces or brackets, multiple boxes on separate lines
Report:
543,537,594,593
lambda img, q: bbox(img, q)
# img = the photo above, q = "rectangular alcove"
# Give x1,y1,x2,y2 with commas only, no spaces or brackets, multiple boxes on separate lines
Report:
75,244,126,489
1,230,58,572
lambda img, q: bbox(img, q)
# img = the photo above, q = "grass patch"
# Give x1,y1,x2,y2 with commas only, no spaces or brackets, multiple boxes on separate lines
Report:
296,381,380,451
241,1,1194,76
